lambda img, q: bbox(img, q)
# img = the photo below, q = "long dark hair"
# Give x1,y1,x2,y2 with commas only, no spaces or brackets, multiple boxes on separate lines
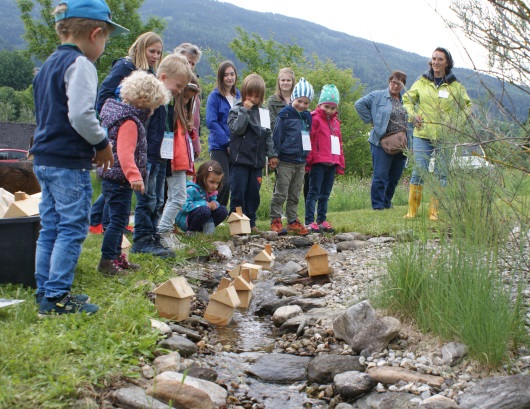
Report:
216,60,237,97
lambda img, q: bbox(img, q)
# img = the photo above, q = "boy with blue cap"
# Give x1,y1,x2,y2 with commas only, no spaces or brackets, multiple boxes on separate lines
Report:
31,0,128,316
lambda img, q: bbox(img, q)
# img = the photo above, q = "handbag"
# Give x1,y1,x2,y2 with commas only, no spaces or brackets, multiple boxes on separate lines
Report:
380,131,407,155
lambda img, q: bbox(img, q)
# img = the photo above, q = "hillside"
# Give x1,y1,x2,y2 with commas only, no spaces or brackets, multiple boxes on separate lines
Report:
1,0,528,121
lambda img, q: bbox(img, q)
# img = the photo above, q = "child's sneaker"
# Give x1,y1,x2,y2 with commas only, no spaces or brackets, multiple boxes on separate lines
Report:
286,219,310,236
89,224,104,234
307,222,321,233
97,258,127,276
319,221,334,233
159,232,184,250
38,293,99,317
115,254,140,270
132,236,175,258
270,218,287,235
35,293,90,305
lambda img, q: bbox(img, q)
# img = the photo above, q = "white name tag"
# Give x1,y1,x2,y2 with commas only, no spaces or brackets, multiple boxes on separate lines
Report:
438,90,449,99
331,135,340,155
160,131,174,159
302,130,311,151
259,108,271,129
188,134,195,163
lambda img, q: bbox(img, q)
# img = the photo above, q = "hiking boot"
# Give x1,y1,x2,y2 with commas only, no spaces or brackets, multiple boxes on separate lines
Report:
307,222,321,233
318,221,334,233
132,236,175,258
286,219,310,236
159,232,184,250
270,218,287,235
97,258,128,276
115,253,140,270
38,293,99,317
89,224,103,234
35,293,90,305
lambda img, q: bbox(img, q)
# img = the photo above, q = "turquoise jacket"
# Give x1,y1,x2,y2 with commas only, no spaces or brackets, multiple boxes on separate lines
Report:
176,181,220,231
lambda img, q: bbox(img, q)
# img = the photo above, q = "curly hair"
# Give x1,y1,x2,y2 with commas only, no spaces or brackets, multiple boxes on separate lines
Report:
120,70,171,110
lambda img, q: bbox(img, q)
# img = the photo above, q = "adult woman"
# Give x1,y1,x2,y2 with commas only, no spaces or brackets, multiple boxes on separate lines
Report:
206,61,240,207
355,70,408,210
402,47,471,219
267,67,295,131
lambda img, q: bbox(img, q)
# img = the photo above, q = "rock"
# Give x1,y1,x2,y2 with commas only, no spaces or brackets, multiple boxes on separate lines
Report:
150,319,171,335
167,324,202,342
186,366,218,382
349,316,401,353
153,351,181,374
275,286,302,297
155,372,227,408
420,395,460,408
254,296,292,316
290,297,327,311
213,242,232,260
246,353,311,384
441,342,468,366
335,232,365,242
282,261,304,275
457,374,530,409
260,231,279,241
112,386,171,409
272,305,303,327
336,240,368,252
158,335,198,357
333,300,376,342
291,237,313,247
352,390,419,408
367,366,444,388
367,237,395,244
146,380,215,409
141,365,155,379
334,371,376,399
307,355,364,383
280,308,340,334
335,403,355,409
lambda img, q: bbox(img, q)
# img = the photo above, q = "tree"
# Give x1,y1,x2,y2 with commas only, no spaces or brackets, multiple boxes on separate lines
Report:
17,0,166,81
0,50,34,90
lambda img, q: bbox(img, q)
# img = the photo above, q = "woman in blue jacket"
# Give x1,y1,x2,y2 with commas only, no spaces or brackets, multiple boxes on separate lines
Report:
355,70,408,210
205,61,240,207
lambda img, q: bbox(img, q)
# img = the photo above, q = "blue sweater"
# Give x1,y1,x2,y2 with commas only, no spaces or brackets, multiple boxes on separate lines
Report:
176,181,219,230
31,44,108,169
273,105,312,164
206,87,240,151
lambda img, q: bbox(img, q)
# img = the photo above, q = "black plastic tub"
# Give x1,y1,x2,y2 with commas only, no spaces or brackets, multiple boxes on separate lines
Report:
0,216,40,288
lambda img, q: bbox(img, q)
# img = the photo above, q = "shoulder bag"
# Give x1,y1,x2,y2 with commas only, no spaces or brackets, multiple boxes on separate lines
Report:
380,131,407,155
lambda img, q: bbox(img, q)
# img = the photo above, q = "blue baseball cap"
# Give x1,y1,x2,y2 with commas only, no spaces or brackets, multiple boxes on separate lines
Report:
54,0,129,36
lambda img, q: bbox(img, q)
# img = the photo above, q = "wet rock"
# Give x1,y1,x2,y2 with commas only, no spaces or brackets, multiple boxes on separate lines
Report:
367,366,444,388
290,297,327,311
158,335,198,357
186,366,218,382
441,342,468,366
246,353,311,384
282,260,304,275
146,380,215,409
421,395,460,408
336,240,368,252
272,305,303,327
153,351,181,374
155,372,227,408
457,374,530,409
352,390,418,408
291,237,314,247
307,355,364,383
168,324,202,342
274,286,302,297
254,296,292,316
112,386,171,409
334,371,375,399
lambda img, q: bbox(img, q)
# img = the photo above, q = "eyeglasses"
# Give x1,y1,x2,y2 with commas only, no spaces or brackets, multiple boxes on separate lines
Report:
390,80,403,87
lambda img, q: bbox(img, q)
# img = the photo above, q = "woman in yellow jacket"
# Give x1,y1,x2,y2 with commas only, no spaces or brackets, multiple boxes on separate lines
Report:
403,47,471,219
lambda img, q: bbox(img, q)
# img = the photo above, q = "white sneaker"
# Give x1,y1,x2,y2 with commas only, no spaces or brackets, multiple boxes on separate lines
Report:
159,232,184,250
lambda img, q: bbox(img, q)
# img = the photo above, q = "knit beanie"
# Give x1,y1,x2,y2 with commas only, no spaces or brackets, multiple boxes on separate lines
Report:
318,84,340,106
292,77,314,101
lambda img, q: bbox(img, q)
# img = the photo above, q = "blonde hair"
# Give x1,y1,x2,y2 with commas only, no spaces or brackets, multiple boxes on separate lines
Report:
157,53,193,81
241,73,266,104
120,70,171,110
128,32,163,71
53,4,112,38
275,67,295,97
174,74,201,132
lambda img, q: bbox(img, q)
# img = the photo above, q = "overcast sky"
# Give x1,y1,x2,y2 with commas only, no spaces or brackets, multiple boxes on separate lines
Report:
219,0,487,70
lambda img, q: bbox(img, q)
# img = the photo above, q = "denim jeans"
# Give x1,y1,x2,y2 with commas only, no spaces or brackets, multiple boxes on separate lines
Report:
305,163,335,224
187,205,229,232
34,166,92,299
158,170,187,233
410,136,448,187
101,179,132,260
370,143,407,209
230,164,262,227
133,160,166,240
89,193,109,228
270,161,305,223
210,149,230,207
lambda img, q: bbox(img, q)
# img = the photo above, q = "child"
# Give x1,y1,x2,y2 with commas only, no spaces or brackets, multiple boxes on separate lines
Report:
97,70,171,275
270,77,314,236
31,0,127,316
132,54,193,258
305,84,345,233
228,73,278,230
267,67,296,132
157,73,198,249
90,31,163,235
176,160,228,234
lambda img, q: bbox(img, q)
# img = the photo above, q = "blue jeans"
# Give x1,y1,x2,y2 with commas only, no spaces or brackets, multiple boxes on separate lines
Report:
133,160,166,240
230,165,262,227
370,143,407,209
89,193,109,228
101,179,132,260
34,166,92,299
410,136,448,187
305,163,335,224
